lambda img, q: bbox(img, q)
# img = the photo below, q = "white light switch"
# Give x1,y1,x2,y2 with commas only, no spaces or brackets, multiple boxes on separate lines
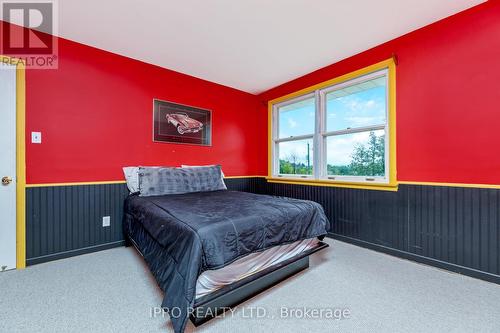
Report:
31,132,42,144
102,216,110,227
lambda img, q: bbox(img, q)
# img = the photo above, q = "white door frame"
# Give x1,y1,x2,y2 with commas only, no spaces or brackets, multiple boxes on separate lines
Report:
0,56,26,269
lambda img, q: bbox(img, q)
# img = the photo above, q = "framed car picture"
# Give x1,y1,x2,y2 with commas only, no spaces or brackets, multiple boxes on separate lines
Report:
153,99,212,146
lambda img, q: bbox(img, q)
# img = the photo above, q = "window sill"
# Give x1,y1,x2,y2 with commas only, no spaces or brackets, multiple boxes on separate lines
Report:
265,177,398,191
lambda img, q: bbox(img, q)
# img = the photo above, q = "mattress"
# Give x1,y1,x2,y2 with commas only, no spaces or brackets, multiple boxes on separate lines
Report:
195,237,319,298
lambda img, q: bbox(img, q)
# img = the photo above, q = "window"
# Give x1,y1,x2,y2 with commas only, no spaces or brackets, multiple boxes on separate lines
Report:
270,61,395,187
273,95,315,177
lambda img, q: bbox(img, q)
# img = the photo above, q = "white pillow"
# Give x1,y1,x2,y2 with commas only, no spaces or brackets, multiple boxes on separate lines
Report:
123,167,139,193
181,165,225,178
123,166,163,193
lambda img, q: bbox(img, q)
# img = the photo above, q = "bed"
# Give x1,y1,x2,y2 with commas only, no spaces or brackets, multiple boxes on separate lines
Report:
122,167,329,333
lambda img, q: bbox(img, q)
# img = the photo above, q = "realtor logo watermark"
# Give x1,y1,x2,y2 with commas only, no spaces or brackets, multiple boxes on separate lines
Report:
0,0,58,69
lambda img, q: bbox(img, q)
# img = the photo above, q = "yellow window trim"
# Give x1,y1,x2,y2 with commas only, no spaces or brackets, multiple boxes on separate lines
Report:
1,55,26,269
266,177,398,192
267,58,397,191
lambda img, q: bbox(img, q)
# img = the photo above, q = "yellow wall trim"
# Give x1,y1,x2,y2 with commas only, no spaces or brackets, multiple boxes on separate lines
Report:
26,178,500,190
267,58,397,191
399,181,500,190
25,176,268,188
26,180,127,188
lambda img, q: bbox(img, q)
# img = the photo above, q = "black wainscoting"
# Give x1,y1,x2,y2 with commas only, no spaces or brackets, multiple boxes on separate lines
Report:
26,184,130,265
224,177,268,194
266,182,500,283
407,185,500,280
25,178,266,265
25,178,500,284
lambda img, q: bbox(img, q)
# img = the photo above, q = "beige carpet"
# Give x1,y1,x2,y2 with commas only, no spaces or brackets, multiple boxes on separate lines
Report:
1,239,499,333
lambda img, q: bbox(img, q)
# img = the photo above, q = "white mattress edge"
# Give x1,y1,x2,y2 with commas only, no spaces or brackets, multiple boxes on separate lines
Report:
195,238,320,299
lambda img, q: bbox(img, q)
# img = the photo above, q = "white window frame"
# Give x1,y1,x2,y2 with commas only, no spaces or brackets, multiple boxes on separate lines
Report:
271,68,390,184
271,92,316,179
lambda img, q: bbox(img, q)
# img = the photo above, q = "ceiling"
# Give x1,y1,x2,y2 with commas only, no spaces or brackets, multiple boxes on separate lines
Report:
8,0,486,94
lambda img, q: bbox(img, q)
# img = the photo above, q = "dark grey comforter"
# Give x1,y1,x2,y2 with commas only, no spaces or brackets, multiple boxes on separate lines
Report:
123,190,328,333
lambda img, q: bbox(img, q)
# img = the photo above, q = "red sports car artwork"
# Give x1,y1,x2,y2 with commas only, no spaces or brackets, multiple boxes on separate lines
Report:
154,99,211,145
166,112,204,135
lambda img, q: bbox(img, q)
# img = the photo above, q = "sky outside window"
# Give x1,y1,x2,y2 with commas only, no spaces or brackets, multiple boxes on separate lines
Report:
325,76,387,167
326,76,386,132
278,97,315,138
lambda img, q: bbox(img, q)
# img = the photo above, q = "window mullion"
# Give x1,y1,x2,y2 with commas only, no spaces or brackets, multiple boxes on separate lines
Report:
313,90,321,180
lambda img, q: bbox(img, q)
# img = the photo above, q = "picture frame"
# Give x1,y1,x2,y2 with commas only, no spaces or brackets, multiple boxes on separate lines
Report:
153,99,212,146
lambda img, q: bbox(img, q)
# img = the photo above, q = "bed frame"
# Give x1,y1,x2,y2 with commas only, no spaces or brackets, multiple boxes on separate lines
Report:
190,241,328,326
126,229,328,326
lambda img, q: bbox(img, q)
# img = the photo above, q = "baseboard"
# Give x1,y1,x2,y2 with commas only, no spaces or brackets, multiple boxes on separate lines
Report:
327,233,500,285
26,241,125,266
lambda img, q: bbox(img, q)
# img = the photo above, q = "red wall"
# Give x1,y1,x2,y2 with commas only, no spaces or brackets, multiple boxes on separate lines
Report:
258,1,500,185
21,35,267,183
7,1,500,185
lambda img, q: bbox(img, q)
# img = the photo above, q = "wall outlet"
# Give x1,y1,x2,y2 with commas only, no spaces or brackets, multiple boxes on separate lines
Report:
102,216,110,227
31,132,42,144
